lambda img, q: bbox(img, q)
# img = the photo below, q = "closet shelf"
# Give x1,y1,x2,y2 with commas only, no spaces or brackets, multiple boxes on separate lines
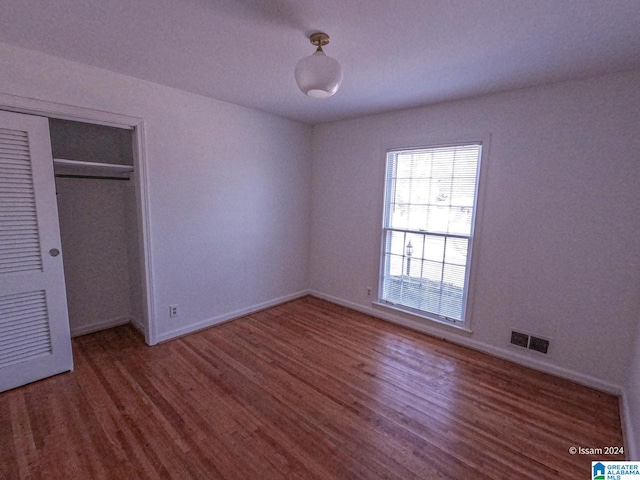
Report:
53,158,134,173
53,158,133,180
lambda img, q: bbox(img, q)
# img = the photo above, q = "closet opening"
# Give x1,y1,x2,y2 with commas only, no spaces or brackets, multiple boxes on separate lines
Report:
49,118,145,338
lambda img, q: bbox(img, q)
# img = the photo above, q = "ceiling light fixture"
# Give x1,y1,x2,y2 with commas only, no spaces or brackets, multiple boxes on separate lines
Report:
295,32,343,98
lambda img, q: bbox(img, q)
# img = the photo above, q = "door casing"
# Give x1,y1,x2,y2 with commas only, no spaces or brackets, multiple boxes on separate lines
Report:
0,92,157,346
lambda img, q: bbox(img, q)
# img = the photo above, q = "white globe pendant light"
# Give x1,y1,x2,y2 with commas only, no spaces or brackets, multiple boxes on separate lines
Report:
295,32,343,98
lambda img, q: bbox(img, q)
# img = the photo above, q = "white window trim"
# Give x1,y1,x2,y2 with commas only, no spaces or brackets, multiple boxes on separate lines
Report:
376,136,490,331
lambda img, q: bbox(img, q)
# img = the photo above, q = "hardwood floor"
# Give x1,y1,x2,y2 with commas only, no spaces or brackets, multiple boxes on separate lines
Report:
0,297,624,479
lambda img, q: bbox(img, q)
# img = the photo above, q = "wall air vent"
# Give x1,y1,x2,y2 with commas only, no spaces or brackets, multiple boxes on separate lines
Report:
529,336,550,354
509,330,551,355
510,331,529,348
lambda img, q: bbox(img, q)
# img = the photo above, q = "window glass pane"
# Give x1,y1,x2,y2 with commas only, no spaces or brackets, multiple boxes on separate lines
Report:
423,259,443,284
386,253,404,278
386,230,406,257
425,205,450,233
431,154,454,179
451,178,476,207
444,237,468,266
423,235,444,262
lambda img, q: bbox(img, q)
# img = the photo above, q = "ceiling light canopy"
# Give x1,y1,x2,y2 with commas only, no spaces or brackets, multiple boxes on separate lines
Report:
295,32,343,98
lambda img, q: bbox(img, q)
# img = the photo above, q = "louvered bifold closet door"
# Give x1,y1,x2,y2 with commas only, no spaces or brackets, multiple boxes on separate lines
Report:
0,110,72,393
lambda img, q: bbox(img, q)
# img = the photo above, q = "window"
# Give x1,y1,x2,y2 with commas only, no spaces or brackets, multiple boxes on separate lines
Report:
379,142,482,327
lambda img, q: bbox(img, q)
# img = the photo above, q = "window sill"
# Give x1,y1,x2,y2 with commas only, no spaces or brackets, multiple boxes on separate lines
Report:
372,301,473,334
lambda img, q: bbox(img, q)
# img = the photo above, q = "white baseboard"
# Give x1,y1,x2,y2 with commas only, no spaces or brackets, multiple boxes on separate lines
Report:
309,290,622,395
155,290,310,343
71,317,132,337
130,318,146,336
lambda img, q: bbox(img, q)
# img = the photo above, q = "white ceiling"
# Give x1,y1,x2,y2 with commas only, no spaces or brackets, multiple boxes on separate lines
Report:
1,0,639,124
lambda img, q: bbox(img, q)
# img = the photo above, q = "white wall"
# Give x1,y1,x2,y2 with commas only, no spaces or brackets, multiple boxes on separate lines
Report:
0,41,313,342
310,69,640,392
55,177,136,336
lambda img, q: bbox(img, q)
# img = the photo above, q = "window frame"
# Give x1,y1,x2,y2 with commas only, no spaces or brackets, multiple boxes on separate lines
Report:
376,139,487,330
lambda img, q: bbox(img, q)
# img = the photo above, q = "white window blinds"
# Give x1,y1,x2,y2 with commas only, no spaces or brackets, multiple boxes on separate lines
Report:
380,143,482,324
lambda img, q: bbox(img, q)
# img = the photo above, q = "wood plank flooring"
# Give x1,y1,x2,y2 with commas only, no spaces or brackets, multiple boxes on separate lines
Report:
0,296,624,479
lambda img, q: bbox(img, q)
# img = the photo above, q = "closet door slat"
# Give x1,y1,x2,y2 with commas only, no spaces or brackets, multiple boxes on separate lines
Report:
0,290,52,369
0,129,42,275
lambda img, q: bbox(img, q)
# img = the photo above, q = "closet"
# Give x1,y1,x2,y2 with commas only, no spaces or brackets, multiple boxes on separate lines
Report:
50,119,143,337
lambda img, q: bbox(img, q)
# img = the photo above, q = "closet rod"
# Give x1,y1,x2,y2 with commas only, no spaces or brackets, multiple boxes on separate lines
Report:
55,174,130,181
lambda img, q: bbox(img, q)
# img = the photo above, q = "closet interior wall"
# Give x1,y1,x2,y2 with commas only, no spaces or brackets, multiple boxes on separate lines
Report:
50,119,143,337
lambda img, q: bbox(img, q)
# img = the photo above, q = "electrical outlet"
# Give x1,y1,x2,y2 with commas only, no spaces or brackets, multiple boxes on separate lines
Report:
169,305,178,318
366,287,372,297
